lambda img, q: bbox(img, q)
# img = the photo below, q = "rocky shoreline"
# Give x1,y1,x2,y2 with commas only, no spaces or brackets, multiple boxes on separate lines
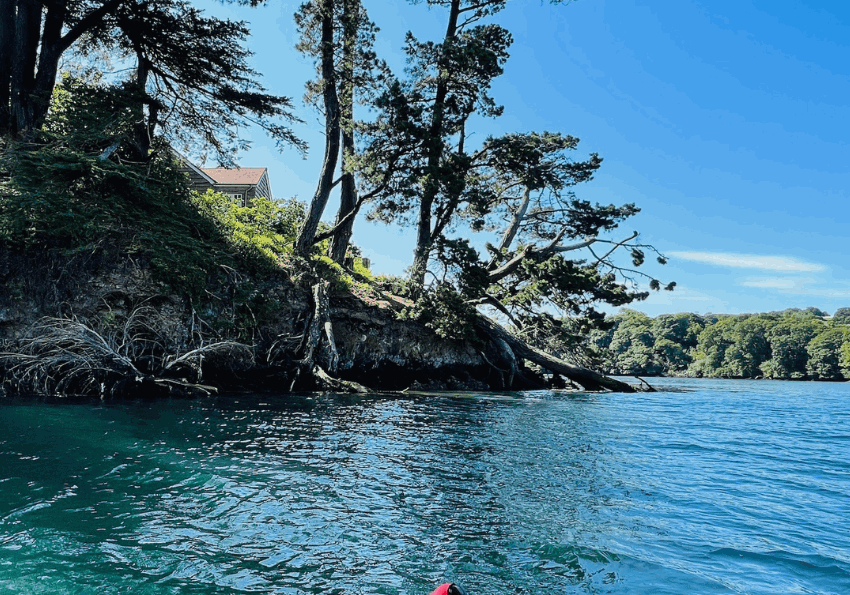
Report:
0,246,638,398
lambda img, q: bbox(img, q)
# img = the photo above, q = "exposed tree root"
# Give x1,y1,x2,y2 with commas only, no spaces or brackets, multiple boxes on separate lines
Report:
475,313,647,392
0,313,251,397
375,287,641,392
0,281,647,397
312,365,370,393
300,282,338,371
289,281,370,393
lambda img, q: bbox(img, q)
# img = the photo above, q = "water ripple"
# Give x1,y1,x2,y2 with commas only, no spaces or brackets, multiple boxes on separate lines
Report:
1,382,849,594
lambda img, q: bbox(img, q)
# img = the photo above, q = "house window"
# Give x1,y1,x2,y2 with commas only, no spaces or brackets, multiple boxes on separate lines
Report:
228,193,243,201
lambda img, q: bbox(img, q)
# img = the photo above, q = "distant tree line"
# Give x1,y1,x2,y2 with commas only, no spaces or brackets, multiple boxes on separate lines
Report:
588,307,850,381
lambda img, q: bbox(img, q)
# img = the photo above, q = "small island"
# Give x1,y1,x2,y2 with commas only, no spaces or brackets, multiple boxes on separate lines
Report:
1,4,847,595
0,0,673,398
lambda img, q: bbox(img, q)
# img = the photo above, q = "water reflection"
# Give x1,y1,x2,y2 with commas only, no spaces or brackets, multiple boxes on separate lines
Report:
1,384,849,595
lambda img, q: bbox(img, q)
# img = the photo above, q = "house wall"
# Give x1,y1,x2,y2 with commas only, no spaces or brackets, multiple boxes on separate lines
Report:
173,152,272,207
212,185,254,207
255,172,273,200
213,172,271,207
177,163,215,194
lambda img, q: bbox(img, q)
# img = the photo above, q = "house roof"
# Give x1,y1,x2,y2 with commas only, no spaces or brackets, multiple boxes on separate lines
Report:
171,149,218,185
201,167,267,186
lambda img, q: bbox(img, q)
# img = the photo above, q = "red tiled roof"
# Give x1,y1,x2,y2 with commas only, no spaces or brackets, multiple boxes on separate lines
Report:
201,167,266,186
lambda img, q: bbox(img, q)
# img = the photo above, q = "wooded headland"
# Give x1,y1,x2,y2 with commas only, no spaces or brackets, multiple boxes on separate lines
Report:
0,0,675,397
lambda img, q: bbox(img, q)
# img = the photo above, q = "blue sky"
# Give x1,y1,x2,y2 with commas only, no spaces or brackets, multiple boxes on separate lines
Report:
194,0,850,317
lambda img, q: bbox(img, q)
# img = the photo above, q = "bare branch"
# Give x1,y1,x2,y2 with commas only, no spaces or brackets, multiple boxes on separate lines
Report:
493,185,531,259
467,294,522,327
164,341,252,370
98,136,125,161
457,0,502,15
552,236,598,253
487,229,598,283
591,231,639,266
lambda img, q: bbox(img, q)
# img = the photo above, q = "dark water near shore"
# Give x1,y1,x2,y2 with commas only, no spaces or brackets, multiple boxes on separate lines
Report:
1,378,848,594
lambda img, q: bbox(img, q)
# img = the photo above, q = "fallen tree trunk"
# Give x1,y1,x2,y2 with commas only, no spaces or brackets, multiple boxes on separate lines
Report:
475,314,645,393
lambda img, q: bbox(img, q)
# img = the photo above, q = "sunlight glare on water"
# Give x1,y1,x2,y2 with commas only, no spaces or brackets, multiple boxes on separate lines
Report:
1,378,849,594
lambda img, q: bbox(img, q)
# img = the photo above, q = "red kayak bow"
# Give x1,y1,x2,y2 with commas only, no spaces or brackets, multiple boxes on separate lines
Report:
429,583,468,595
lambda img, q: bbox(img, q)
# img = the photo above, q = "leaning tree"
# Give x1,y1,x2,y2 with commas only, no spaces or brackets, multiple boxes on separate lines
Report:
350,0,672,390
291,0,387,261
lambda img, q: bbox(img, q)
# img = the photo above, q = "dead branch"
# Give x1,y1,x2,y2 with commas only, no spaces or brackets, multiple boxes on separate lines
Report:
164,341,252,370
0,310,250,397
312,365,370,393
590,231,639,266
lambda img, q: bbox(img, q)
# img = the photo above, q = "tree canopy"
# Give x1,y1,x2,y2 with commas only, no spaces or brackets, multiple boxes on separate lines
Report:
1,0,302,163
589,308,850,381
344,0,671,354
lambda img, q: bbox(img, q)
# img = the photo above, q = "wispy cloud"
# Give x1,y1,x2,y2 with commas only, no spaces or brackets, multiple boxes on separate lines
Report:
740,277,804,289
739,277,850,298
641,285,714,307
670,251,826,273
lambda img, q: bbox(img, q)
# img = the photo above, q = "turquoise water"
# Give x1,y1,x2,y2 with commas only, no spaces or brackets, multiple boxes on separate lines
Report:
1,378,848,594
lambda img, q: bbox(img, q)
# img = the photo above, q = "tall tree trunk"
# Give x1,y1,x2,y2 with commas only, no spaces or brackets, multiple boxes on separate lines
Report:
410,0,461,289
295,0,341,257
0,0,15,135
11,0,42,135
327,0,359,264
6,0,125,135
329,127,357,263
29,0,67,131
128,51,157,159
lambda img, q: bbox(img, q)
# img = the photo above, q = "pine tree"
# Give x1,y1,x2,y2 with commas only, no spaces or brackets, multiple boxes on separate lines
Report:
292,0,384,259
350,0,671,390
1,0,302,162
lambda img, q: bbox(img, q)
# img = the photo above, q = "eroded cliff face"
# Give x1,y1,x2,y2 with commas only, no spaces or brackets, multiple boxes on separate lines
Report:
0,246,511,396
328,296,494,390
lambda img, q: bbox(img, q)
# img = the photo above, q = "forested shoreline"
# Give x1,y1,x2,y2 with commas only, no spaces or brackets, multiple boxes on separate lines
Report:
588,307,850,381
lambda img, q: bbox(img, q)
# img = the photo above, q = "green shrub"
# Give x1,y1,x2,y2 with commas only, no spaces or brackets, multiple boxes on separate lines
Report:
190,189,305,268
312,255,355,293
398,282,481,344
351,257,374,281
2,141,222,293
374,274,417,298
0,132,314,297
